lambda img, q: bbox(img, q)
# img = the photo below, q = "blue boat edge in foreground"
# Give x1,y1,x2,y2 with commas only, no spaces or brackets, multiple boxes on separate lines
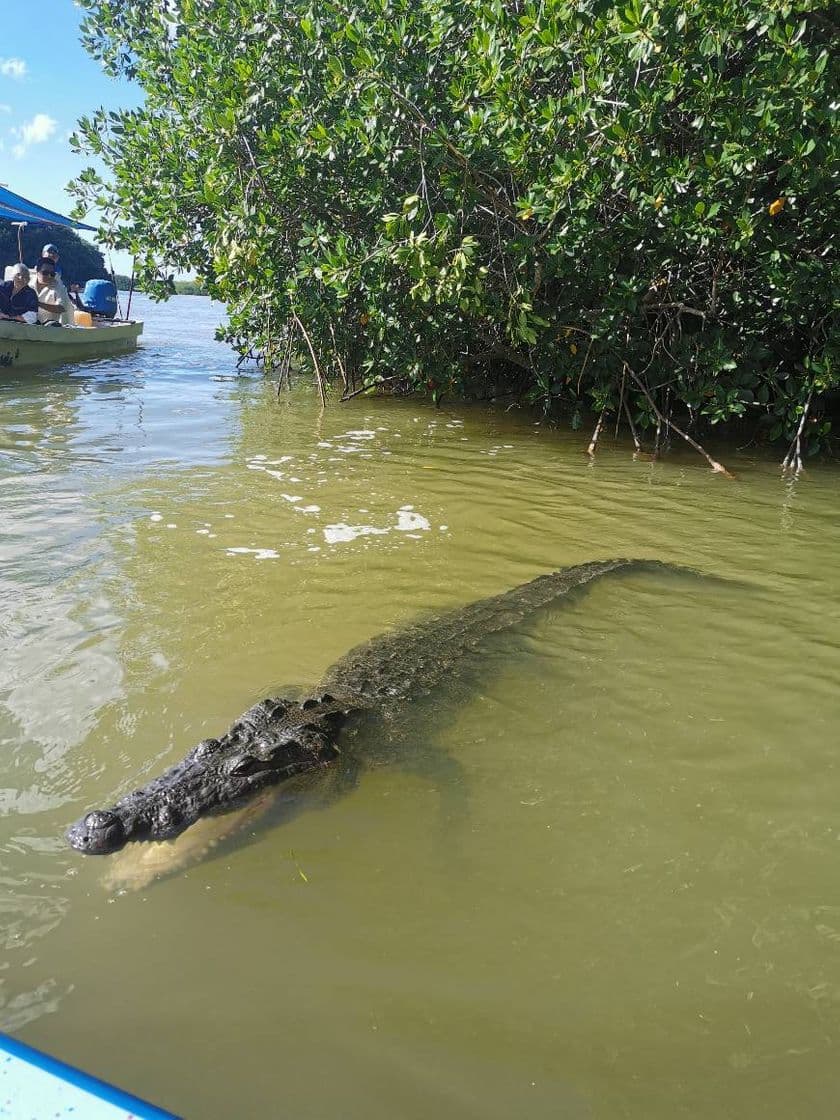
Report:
0,1031,181,1119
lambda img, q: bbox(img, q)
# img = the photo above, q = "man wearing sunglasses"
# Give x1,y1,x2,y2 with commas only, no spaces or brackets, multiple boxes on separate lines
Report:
33,259,72,325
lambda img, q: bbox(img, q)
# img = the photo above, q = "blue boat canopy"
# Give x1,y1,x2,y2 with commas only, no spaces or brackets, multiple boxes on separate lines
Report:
0,185,95,230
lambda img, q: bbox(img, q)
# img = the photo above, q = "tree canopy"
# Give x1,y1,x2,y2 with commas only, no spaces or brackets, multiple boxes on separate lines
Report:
72,0,837,466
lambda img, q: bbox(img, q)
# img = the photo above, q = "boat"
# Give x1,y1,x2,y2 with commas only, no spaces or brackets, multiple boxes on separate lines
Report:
1,185,143,368
0,317,143,369
0,1030,181,1119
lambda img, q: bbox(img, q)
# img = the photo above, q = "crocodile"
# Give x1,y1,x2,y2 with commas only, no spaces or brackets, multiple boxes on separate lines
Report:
67,558,699,859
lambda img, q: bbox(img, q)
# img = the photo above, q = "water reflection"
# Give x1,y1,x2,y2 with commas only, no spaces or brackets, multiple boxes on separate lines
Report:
0,366,143,471
0,978,66,1034
0,850,72,1032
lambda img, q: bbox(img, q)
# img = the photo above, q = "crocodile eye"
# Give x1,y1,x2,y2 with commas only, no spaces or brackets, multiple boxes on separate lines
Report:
193,738,220,759
252,737,276,760
226,754,261,778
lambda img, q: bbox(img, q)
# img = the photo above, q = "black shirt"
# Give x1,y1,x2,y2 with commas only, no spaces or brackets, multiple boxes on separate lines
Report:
0,280,38,319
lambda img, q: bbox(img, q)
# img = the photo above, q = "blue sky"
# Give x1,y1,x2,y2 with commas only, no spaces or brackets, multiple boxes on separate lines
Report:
1,2,140,272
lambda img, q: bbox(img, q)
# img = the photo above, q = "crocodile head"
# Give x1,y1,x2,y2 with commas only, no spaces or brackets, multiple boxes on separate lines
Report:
66,695,352,855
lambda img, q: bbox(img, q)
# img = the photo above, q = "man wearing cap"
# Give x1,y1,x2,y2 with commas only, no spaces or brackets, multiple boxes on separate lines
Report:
31,246,73,324
40,244,63,279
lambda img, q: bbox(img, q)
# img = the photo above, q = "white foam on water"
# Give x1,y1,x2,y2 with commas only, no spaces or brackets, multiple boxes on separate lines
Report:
324,505,432,544
323,523,389,544
225,547,280,560
395,508,431,532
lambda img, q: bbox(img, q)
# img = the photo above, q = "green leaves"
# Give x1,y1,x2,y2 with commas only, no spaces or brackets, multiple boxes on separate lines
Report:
71,0,837,453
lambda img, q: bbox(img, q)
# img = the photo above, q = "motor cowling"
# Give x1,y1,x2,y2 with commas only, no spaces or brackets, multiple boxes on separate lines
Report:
82,279,118,319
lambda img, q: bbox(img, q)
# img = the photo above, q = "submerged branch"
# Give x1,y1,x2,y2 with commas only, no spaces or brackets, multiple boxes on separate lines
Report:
341,375,400,401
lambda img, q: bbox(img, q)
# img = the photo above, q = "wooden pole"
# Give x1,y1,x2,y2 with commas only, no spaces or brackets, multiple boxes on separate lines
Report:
126,263,136,320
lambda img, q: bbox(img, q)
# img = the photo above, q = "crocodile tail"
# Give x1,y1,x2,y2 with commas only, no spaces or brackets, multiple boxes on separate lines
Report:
480,558,706,631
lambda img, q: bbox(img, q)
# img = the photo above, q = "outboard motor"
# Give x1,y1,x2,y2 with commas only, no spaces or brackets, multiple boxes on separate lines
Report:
81,279,118,319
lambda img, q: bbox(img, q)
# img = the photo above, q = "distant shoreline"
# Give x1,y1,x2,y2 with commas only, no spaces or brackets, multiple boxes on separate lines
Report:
114,283,209,297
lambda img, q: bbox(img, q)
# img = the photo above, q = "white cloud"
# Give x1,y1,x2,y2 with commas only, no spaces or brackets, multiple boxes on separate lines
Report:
0,58,27,80
12,112,58,158
0,104,11,114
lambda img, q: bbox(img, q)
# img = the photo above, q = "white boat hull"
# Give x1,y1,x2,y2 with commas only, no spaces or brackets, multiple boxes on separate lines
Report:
0,319,143,369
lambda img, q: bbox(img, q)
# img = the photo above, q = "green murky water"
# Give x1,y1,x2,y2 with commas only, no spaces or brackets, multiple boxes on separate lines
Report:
1,295,839,1119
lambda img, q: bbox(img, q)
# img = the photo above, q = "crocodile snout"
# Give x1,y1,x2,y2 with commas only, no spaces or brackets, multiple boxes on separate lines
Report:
66,809,127,855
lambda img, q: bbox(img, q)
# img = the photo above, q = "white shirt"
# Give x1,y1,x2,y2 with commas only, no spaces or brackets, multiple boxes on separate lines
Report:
33,277,73,325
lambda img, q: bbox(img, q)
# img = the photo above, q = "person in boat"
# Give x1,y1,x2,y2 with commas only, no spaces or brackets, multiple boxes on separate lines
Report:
40,243,63,280
33,259,72,325
67,283,86,311
0,264,38,324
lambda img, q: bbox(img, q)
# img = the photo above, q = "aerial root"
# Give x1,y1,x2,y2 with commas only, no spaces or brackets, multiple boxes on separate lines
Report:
291,310,327,407
625,365,735,478
587,408,607,459
276,330,295,396
619,365,642,454
781,389,813,478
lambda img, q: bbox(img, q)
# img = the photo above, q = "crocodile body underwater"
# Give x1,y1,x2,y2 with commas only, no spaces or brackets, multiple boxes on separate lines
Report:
67,558,698,858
